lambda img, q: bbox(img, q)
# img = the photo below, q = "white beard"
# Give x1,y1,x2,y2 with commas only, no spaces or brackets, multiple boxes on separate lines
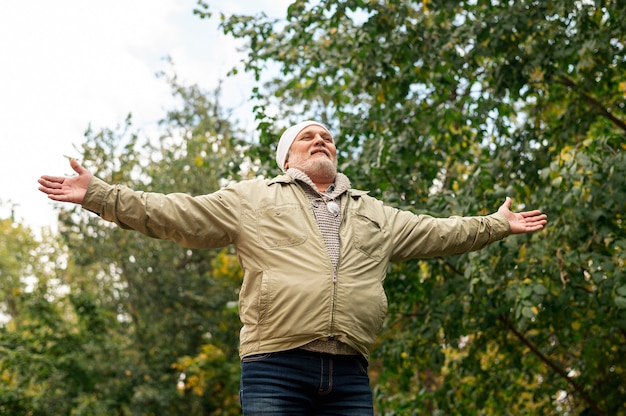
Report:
288,153,337,181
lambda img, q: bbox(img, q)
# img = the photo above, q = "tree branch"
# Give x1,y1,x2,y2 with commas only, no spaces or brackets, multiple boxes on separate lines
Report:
556,74,626,133
437,257,464,277
497,314,604,416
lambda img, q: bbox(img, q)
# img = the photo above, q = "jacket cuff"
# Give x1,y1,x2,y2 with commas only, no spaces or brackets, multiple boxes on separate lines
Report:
490,211,511,238
81,176,113,216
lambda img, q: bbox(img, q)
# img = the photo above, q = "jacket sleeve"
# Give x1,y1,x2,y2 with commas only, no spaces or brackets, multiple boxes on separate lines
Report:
388,206,511,262
81,176,240,249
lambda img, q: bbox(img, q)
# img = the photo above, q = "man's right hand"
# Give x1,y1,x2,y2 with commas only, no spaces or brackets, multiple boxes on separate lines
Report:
38,158,93,204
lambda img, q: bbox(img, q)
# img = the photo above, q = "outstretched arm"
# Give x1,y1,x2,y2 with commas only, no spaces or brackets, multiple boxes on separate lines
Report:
38,158,93,204
498,197,547,234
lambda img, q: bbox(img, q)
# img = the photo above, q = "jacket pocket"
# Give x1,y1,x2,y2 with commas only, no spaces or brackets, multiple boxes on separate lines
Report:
352,212,388,261
255,204,308,249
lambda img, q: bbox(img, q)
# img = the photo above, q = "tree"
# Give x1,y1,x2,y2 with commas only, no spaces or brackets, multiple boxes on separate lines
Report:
197,0,626,414
1,75,246,415
0,212,109,415
60,73,246,415
0,213,37,321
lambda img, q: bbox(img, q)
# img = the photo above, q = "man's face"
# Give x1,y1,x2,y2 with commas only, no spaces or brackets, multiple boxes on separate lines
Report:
285,125,337,180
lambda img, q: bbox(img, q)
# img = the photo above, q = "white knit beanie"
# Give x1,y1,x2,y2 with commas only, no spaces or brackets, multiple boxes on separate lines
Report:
275,120,331,172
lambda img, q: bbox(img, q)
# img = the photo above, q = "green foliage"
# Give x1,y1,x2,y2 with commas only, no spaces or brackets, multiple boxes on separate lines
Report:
64,76,245,414
1,76,245,414
0,216,109,415
0,217,37,321
205,0,626,414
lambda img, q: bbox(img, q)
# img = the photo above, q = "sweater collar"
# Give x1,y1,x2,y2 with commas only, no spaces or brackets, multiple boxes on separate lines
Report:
285,168,351,199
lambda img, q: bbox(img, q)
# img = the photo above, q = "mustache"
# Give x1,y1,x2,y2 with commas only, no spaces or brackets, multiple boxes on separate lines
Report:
310,148,330,157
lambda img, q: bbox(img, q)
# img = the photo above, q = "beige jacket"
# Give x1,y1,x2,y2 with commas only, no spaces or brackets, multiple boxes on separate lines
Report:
82,174,510,360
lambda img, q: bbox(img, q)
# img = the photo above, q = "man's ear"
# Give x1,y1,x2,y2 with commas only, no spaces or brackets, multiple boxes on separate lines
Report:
284,153,289,169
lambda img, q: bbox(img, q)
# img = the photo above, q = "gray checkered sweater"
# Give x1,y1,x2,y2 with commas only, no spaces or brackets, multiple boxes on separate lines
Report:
286,168,351,273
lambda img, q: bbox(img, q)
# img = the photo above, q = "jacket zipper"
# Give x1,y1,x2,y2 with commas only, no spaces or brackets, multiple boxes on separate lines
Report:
328,191,348,339
294,180,347,340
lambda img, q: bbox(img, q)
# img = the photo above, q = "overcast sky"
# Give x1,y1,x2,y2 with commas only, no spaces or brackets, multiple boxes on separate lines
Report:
0,1,290,233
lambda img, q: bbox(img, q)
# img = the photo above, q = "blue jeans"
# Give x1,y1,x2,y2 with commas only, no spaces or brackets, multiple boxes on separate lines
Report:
240,349,374,415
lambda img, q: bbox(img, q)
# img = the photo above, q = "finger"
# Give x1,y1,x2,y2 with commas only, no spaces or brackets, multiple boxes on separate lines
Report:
522,213,546,222
37,178,64,190
38,175,66,184
37,180,66,193
519,210,545,218
46,193,70,202
70,158,88,175
39,176,66,187
526,221,546,229
526,218,547,228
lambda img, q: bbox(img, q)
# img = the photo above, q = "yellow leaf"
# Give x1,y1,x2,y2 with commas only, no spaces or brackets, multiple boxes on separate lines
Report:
518,244,527,262
619,81,626,97
559,146,574,162
529,67,545,83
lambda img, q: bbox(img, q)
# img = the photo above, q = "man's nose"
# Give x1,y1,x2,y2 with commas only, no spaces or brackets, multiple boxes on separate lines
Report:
313,134,325,144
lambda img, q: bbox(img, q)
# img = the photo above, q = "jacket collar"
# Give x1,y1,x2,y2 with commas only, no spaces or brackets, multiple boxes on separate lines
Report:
267,171,369,198
268,174,294,186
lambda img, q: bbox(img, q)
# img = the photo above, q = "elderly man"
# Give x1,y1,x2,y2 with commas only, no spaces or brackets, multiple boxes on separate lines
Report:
38,120,546,415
